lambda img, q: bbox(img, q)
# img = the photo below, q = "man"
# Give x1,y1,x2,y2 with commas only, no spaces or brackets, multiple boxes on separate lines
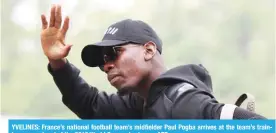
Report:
41,5,267,119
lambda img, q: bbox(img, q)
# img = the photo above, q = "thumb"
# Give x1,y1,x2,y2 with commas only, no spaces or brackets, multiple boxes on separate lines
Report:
62,44,73,57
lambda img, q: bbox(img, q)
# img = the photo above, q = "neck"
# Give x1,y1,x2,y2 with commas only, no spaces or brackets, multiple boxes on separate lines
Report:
137,65,166,99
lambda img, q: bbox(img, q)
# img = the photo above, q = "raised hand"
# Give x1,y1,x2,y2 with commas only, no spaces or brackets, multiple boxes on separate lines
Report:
40,5,72,61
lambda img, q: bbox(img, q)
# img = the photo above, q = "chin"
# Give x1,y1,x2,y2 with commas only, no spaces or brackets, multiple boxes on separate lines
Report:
114,83,128,91
111,78,128,89
111,78,137,93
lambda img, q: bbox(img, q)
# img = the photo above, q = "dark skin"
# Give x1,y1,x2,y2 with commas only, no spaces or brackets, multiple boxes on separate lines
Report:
102,42,166,98
40,4,166,100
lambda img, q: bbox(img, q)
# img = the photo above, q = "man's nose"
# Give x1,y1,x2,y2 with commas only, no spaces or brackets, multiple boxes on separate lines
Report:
103,62,115,73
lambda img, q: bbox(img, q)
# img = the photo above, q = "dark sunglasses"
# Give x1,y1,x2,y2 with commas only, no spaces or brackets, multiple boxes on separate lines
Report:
99,44,142,72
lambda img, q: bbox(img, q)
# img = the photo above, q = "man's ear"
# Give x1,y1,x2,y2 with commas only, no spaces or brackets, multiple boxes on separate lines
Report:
143,41,157,61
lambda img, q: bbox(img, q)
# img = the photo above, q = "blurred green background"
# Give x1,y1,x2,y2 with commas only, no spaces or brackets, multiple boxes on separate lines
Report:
1,0,275,118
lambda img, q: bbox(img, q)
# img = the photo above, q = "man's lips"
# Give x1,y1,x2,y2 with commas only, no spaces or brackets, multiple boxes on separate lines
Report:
107,73,120,82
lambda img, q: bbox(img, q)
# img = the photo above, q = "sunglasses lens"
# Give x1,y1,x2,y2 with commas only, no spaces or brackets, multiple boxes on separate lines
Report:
100,46,123,72
104,55,115,63
103,47,117,62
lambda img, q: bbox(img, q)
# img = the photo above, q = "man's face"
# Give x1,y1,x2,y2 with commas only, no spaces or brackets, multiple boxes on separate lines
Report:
100,43,148,92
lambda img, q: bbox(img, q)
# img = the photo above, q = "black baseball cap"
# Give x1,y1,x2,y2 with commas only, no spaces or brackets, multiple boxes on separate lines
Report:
81,19,163,67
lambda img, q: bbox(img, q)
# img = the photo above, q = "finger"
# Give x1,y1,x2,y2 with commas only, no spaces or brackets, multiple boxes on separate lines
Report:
49,5,56,27
41,14,48,29
61,16,70,37
55,5,62,29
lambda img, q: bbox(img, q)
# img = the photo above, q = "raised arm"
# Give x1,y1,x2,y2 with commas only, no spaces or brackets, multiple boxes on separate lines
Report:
40,5,143,119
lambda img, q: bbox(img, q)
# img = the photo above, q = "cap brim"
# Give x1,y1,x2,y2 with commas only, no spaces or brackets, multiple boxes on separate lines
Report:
81,40,128,67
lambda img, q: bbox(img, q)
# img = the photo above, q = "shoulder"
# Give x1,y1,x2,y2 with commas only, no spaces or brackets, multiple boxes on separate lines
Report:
163,82,196,103
162,82,221,119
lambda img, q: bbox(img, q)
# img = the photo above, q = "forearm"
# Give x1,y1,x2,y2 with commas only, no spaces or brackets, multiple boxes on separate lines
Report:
205,102,267,119
232,107,267,119
213,104,267,119
48,60,103,118
171,88,268,119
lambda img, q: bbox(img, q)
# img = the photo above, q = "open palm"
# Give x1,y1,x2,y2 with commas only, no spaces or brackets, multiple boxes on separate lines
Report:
40,5,72,60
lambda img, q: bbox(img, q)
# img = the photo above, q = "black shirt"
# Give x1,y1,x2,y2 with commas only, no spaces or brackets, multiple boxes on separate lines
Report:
48,61,267,119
